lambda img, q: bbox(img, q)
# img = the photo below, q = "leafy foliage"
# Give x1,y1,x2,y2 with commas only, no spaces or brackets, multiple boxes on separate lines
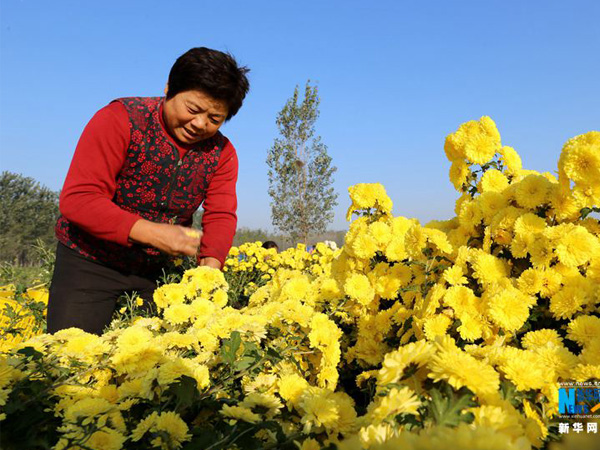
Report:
266,82,338,244
0,172,59,265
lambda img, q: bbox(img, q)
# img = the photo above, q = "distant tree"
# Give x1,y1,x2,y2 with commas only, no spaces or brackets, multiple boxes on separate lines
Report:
266,81,338,244
0,172,59,265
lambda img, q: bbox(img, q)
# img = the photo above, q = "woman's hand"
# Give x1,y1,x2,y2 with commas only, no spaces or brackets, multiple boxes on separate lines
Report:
199,256,221,269
129,219,202,256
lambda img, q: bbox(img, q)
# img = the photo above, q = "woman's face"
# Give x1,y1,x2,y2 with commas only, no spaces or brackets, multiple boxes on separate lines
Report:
163,89,229,145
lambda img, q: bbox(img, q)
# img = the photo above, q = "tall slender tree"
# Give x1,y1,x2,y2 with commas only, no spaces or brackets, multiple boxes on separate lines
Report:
266,81,338,244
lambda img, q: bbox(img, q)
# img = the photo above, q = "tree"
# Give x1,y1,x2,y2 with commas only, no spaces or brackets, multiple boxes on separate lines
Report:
0,172,59,265
266,81,338,244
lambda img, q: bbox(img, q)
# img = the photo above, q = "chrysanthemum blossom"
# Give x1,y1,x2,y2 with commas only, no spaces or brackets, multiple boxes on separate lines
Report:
479,169,509,193
499,145,522,174
514,174,552,209
559,131,600,185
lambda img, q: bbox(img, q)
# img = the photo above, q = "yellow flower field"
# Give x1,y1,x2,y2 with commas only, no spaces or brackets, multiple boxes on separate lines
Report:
1,118,599,450
0,285,48,352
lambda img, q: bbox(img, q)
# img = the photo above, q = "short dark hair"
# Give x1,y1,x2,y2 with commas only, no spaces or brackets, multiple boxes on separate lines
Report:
167,47,250,121
262,241,279,250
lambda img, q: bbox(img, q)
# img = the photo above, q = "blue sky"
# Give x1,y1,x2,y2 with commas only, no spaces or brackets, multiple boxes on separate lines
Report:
1,0,599,231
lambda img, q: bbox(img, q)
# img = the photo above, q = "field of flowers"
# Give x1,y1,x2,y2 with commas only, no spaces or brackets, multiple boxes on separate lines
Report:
1,117,599,450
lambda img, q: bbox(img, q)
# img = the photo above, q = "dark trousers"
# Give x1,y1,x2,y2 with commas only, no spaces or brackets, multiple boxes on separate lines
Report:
47,243,159,335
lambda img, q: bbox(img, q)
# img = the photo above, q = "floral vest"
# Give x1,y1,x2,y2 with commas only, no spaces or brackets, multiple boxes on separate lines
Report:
55,97,226,274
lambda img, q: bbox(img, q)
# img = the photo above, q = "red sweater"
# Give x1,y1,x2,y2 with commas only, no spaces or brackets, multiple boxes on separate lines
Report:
59,100,238,266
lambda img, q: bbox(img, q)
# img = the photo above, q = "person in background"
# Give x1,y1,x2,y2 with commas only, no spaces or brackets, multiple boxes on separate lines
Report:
261,241,279,252
47,47,250,335
262,240,279,261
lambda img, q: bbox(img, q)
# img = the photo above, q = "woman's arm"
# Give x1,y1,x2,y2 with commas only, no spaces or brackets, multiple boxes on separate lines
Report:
198,140,239,268
59,102,141,245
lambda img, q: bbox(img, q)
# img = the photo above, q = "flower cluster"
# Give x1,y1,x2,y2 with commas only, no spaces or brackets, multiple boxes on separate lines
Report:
1,117,598,450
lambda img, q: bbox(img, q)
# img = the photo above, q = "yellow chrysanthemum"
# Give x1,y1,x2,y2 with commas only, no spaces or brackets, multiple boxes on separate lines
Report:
378,341,435,385
572,180,600,208
549,286,587,320
384,236,407,262
444,126,469,161
580,340,600,366
344,273,375,305
517,268,544,295
498,350,550,391
423,228,453,254
571,364,600,382
567,315,600,346
549,186,583,221
538,268,562,298
528,236,555,268
554,225,600,268
442,265,467,286
581,217,600,237
404,223,427,259
509,234,529,258
278,374,309,406
154,411,191,445
514,174,552,209
458,199,483,232
485,287,533,332
428,337,499,395
558,131,600,185
521,329,563,350
163,303,193,325
347,183,393,218
443,285,479,315
499,145,522,174
84,429,126,450
479,191,509,223
522,400,548,448
445,117,501,166
299,388,342,433
366,387,421,423
449,160,471,190
221,405,261,423
368,221,393,248
280,275,312,301
131,411,191,446
423,314,452,341
478,169,509,193
464,132,497,165
471,252,508,286
513,213,547,237
457,314,484,342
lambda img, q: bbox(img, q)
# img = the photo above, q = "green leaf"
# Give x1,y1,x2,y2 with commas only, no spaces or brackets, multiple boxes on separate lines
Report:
181,429,222,449
234,356,256,372
266,347,283,362
499,380,521,407
16,346,43,360
165,375,199,410
427,384,476,427
580,207,592,219
402,316,413,333
580,206,600,220
241,341,259,356
221,331,242,365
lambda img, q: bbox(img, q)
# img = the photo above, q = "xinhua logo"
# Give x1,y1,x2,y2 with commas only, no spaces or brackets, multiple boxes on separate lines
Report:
559,387,600,415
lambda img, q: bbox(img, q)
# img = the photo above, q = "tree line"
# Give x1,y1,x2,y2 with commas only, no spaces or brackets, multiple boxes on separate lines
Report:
0,171,59,265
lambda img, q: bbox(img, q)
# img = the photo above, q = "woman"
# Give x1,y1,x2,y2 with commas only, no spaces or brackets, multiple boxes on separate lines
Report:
47,47,250,335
